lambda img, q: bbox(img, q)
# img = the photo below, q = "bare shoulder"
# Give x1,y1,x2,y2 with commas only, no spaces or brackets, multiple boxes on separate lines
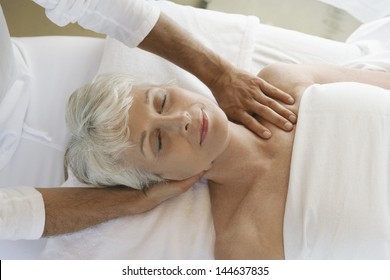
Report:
258,63,314,98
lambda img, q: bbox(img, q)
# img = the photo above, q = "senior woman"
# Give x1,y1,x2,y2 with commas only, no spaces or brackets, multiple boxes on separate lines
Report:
66,64,390,259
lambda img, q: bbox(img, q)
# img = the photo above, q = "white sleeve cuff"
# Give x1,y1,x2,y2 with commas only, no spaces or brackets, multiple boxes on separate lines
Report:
0,187,45,240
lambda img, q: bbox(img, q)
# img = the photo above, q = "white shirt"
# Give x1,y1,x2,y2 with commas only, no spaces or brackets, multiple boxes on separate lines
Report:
1,5,41,240
33,0,160,47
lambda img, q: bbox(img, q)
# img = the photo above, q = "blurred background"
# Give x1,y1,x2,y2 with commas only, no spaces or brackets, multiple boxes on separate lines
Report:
1,0,362,41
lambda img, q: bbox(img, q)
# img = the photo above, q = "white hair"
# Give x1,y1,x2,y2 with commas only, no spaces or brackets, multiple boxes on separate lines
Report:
65,73,165,189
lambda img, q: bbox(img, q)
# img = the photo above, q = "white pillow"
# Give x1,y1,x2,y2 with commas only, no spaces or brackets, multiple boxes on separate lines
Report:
97,38,215,101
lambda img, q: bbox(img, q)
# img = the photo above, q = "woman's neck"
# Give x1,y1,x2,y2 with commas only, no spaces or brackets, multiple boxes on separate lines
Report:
204,122,269,185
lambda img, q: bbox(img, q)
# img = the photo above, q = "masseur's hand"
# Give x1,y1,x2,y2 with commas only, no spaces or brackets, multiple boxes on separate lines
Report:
133,173,204,213
210,68,297,139
38,173,203,236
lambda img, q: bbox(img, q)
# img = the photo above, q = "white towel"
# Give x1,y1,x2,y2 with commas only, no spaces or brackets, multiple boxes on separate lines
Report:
318,0,390,23
284,82,390,259
42,173,214,259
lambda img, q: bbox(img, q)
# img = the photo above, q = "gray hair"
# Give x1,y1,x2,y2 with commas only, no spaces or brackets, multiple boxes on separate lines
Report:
65,73,165,189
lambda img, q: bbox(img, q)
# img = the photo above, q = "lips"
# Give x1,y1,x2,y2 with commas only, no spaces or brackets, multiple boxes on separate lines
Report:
200,109,208,146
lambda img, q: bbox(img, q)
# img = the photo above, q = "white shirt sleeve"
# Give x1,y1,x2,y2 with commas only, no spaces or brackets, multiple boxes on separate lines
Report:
0,187,45,240
32,0,160,47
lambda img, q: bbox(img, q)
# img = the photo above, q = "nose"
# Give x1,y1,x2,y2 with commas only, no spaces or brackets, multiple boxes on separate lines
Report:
155,111,191,133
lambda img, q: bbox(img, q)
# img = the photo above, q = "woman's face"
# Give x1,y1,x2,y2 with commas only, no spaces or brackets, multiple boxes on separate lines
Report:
123,86,230,180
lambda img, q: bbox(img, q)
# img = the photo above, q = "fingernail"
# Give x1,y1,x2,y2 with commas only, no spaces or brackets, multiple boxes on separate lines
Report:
288,97,295,104
284,122,293,130
289,115,297,123
263,131,272,138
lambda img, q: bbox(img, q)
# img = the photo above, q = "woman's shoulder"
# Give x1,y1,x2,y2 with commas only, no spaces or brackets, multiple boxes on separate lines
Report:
258,63,313,98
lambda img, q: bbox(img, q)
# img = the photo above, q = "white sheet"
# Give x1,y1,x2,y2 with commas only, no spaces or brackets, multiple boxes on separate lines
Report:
285,82,390,259
344,16,390,71
318,0,390,23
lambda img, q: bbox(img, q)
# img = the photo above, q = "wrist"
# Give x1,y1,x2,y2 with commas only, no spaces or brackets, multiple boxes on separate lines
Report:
206,62,237,97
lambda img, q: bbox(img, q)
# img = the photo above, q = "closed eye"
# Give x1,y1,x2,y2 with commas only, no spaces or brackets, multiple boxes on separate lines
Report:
159,94,167,113
157,129,163,151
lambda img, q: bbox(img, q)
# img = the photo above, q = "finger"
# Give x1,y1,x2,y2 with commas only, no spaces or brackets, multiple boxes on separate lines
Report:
238,111,273,139
164,172,205,195
251,99,296,129
146,172,203,205
258,79,295,105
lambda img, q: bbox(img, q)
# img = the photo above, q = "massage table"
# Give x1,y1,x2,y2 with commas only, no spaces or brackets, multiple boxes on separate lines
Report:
1,1,389,259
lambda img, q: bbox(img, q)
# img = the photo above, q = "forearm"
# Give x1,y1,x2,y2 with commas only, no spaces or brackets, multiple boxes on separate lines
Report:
36,187,152,237
35,173,201,237
138,13,235,90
